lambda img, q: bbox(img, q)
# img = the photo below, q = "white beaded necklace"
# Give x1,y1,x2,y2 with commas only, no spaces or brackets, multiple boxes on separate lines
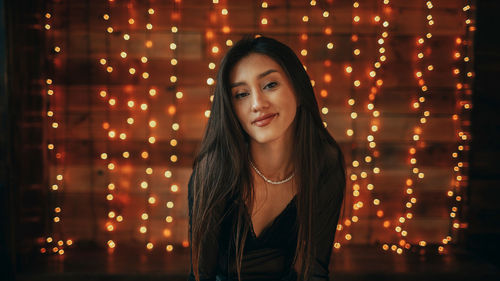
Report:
249,159,295,185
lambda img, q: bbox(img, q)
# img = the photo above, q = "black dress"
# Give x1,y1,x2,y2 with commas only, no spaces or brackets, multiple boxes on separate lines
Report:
187,165,344,281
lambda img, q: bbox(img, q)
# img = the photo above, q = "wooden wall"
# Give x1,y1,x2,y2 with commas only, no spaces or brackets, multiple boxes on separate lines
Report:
38,0,473,255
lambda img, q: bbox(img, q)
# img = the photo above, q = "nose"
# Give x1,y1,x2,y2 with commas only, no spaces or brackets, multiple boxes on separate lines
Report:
251,88,269,112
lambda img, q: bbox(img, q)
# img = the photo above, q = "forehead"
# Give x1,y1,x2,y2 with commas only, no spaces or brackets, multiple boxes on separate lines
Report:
229,53,284,82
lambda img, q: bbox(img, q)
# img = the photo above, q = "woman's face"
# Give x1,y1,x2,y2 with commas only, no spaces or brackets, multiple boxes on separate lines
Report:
229,53,298,145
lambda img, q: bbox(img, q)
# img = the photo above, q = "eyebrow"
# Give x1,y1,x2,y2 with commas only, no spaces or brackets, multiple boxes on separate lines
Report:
230,69,278,88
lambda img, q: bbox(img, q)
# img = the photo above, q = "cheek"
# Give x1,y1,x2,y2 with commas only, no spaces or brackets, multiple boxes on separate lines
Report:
232,103,248,126
278,90,297,114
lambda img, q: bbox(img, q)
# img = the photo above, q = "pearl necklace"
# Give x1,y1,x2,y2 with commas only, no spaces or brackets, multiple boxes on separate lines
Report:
249,159,295,185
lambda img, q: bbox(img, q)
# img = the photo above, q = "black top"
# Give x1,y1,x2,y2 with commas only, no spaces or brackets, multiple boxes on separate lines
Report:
187,164,344,281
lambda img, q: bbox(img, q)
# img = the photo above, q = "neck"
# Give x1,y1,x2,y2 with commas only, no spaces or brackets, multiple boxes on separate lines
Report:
249,130,294,181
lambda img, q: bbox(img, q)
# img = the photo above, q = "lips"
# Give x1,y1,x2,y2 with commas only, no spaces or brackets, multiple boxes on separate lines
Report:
252,113,278,127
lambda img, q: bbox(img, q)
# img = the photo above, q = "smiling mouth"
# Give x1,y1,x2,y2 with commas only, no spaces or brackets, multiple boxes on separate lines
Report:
252,113,278,127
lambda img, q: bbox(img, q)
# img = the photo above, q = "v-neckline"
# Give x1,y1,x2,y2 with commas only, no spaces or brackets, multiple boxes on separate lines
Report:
245,194,297,240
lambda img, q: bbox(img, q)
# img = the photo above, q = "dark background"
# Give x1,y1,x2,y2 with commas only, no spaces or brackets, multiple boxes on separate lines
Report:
1,0,499,280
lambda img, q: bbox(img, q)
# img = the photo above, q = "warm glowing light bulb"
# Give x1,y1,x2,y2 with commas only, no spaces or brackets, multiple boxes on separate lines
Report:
170,155,178,163
170,139,178,146
164,170,172,178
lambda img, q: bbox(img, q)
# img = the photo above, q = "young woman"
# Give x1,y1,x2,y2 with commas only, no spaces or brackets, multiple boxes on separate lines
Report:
188,35,346,281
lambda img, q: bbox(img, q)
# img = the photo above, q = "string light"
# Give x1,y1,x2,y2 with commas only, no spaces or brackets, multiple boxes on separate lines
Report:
334,0,394,252
40,2,72,256
100,0,122,252
260,1,269,26
388,0,437,253
437,0,474,254
40,0,473,259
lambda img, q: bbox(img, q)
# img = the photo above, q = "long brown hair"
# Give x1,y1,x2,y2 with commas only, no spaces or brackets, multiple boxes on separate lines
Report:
189,35,346,281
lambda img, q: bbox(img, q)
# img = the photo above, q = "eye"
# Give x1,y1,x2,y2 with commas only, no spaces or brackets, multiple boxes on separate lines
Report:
264,81,278,89
234,92,249,99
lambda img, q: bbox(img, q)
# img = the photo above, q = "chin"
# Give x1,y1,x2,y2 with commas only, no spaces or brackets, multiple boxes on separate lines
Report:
249,133,281,144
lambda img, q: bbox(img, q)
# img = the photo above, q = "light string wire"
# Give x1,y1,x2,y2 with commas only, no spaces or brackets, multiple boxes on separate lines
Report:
344,0,393,251
165,0,181,253
100,0,119,250
437,0,475,254
144,0,154,251
364,0,392,252
340,0,388,248
395,0,435,254
41,0,73,256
